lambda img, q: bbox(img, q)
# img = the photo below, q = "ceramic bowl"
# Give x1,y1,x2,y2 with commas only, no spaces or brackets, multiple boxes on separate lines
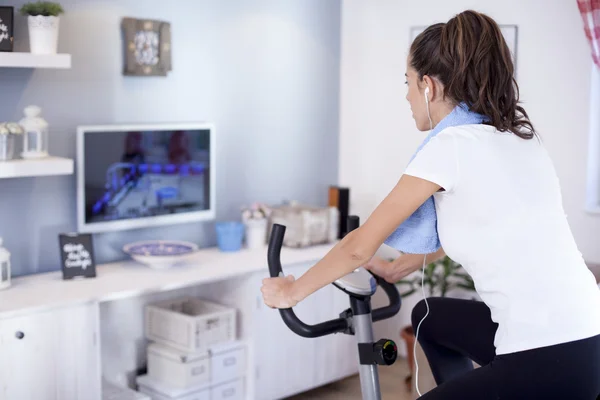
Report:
123,240,199,269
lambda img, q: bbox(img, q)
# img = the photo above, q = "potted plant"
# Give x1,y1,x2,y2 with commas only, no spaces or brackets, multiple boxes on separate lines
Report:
19,1,64,54
241,203,271,249
394,255,477,392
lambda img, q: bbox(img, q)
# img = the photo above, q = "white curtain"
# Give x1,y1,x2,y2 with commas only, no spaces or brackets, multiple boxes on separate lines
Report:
579,0,600,212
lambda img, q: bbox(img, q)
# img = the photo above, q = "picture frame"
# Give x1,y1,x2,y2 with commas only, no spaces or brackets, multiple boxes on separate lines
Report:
122,17,172,76
409,24,519,74
58,233,97,280
0,6,14,52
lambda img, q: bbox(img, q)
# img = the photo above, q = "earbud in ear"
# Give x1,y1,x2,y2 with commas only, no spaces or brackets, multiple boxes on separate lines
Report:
424,86,432,129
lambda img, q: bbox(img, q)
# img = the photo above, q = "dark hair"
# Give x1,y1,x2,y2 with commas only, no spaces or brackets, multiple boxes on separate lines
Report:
410,10,535,139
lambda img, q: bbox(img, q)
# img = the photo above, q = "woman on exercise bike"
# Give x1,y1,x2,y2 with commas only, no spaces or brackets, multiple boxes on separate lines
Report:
261,9,600,399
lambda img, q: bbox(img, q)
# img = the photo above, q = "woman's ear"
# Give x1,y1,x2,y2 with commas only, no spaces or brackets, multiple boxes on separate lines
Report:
422,75,436,101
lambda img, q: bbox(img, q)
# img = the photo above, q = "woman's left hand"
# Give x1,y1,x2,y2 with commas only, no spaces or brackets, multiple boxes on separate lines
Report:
261,275,299,309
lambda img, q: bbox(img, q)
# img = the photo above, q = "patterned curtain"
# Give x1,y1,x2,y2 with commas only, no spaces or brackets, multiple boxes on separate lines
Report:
578,0,600,68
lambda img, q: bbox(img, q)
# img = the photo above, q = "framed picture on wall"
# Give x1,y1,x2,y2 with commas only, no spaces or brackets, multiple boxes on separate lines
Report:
0,6,14,52
122,17,172,76
409,24,519,74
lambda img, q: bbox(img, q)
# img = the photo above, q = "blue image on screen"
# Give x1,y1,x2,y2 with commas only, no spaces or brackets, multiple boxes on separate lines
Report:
83,129,211,224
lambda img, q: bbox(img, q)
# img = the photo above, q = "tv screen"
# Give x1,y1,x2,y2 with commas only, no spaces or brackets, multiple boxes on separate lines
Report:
76,123,215,233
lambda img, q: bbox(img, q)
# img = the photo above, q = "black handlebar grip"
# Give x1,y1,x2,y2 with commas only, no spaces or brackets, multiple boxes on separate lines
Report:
347,215,359,233
267,223,286,278
266,223,350,338
372,277,402,322
280,312,350,338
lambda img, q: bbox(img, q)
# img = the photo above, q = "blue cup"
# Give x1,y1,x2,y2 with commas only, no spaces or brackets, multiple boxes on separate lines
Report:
215,221,245,252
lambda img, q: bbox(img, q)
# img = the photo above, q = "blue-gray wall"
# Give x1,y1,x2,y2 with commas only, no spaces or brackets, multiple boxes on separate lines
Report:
0,0,341,277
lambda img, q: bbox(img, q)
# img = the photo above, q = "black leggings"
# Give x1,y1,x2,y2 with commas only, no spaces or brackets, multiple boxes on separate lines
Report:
411,297,600,399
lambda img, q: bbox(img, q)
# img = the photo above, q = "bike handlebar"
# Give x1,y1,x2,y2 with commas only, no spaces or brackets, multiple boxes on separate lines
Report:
267,224,350,337
371,276,402,322
267,217,401,338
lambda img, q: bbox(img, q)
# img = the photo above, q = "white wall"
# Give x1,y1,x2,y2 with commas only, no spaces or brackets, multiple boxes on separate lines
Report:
0,0,341,276
340,0,600,345
340,0,600,261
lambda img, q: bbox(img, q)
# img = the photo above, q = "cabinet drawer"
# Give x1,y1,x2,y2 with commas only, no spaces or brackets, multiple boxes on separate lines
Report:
0,303,101,400
211,379,244,400
211,346,245,384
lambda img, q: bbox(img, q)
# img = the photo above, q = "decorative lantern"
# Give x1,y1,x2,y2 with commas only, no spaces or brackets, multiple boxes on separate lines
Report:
0,237,10,290
0,122,23,161
0,124,13,162
19,105,48,159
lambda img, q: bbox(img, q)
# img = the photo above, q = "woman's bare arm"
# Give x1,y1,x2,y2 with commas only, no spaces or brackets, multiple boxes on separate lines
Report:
287,174,441,304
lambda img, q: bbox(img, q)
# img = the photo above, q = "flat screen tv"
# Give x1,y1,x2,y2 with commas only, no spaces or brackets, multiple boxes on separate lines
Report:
76,123,216,233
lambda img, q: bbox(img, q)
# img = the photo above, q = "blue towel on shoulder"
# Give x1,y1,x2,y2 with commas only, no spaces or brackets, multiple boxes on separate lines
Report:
383,103,488,254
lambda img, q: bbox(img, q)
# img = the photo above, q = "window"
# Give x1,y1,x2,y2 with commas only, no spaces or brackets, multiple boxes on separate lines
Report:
586,64,600,213
578,0,600,213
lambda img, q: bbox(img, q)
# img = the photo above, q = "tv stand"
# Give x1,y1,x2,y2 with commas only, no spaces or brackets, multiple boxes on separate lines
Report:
0,242,392,400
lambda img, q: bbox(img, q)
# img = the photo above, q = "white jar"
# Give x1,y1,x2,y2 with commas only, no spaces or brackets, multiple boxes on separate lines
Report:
0,237,11,290
244,218,267,249
19,105,49,159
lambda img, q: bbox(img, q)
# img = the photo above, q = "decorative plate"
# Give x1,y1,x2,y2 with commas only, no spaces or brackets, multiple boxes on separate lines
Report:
123,240,199,269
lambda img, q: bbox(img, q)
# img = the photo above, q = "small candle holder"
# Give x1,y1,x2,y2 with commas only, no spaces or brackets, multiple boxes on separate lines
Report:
0,122,24,161
19,105,49,159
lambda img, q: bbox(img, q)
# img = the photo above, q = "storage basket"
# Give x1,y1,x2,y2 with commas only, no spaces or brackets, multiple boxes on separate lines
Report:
209,341,246,385
268,203,339,248
145,296,237,353
147,343,210,389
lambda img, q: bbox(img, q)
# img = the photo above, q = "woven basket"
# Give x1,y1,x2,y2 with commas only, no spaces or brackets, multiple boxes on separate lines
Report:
268,203,339,248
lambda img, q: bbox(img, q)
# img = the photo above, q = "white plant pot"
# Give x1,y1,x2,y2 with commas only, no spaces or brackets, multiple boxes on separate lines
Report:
244,219,267,249
28,15,60,54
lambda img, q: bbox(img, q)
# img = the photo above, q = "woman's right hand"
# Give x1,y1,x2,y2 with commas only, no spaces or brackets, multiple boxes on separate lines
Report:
366,249,445,283
364,248,446,283
364,256,398,283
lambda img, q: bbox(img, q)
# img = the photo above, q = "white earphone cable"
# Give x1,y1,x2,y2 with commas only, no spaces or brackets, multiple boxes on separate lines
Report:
425,88,433,130
414,88,433,396
414,254,429,397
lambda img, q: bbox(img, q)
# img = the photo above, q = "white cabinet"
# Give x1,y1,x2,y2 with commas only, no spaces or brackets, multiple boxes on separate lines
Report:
0,243,344,400
251,263,358,400
0,302,101,400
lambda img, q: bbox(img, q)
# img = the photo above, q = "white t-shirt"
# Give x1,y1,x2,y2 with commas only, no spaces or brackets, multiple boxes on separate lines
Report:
403,124,600,355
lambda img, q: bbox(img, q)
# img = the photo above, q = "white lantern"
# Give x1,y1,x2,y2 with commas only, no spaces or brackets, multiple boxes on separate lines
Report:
0,124,14,161
19,105,48,159
0,123,23,161
0,237,11,290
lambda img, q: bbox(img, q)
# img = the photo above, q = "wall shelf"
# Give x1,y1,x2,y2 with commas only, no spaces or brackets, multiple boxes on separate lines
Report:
0,156,74,179
0,52,71,69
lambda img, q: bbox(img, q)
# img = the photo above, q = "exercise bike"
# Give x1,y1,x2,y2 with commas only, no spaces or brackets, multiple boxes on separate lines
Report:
267,215,402,400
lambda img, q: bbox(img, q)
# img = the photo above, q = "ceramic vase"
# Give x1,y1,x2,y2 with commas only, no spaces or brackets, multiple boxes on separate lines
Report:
28,15,59,54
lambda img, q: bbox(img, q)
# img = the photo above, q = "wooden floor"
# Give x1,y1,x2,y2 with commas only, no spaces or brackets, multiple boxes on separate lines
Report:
285,358,412,400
